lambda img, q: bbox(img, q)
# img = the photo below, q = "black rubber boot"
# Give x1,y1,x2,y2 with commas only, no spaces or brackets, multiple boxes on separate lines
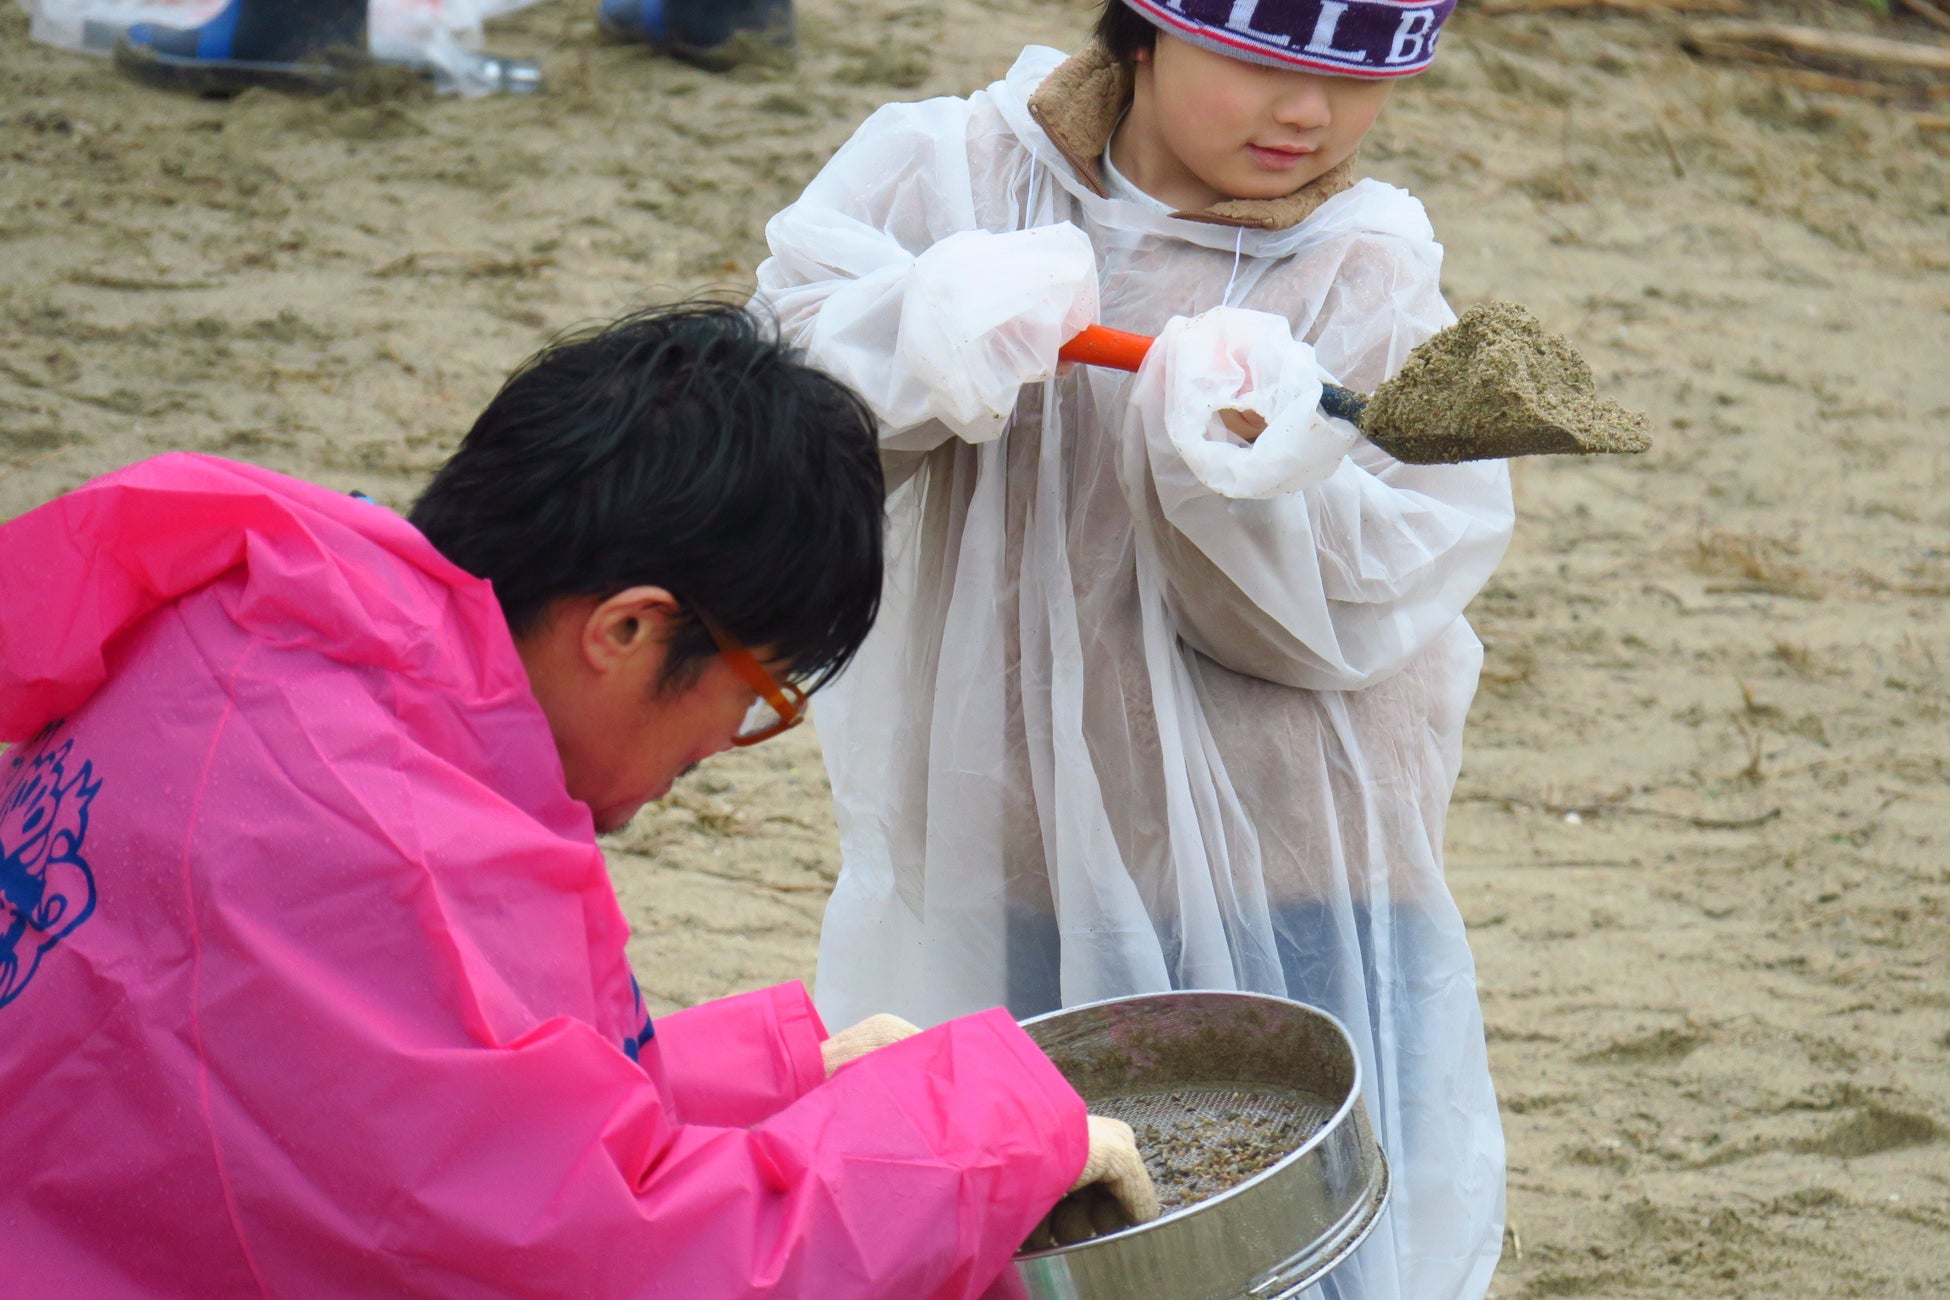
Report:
599,0,794,71
115,0,370,96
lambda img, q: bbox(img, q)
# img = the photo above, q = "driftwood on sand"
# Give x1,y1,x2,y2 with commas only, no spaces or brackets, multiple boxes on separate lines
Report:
1682,20,1950,75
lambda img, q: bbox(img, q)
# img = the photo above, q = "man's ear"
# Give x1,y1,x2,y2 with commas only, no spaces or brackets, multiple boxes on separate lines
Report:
580,586,681,675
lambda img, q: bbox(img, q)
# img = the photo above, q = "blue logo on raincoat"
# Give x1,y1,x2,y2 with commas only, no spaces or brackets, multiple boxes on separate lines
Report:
1,726,102,1009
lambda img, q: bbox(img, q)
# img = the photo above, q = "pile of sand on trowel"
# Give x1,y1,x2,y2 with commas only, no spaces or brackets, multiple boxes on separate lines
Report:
1360,301,1652,465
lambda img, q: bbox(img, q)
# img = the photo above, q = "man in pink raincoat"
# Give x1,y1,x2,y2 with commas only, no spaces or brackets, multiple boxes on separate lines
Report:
0,303,1155,1298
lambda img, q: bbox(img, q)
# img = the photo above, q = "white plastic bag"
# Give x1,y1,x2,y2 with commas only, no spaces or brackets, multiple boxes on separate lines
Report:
1148,306,1357,500
19,0,543,94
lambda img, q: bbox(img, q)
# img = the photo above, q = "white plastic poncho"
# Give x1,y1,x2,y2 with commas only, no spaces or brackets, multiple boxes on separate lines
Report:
756,46,1514,1300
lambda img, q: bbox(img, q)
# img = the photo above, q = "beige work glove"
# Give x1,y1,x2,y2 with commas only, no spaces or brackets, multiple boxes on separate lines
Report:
819,1013,921,1077
1022,1115,1162,1251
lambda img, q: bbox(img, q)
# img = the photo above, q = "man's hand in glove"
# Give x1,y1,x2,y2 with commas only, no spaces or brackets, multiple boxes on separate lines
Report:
819,1013,921,1077
1022,1115,1161,1250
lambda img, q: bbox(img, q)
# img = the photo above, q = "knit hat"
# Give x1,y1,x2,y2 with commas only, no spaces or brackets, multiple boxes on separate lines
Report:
1118,0,1453,78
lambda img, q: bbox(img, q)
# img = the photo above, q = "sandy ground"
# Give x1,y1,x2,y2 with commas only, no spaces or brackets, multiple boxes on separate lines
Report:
3,0,1947,1293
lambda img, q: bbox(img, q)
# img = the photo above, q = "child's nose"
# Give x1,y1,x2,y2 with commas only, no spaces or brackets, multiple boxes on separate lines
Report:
1272,87,1333,131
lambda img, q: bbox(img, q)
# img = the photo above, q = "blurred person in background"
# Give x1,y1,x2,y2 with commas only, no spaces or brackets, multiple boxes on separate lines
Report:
109,0,791,94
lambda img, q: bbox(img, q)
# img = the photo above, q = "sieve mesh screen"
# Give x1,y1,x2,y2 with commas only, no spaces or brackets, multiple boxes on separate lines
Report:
1091,1087,1340,1215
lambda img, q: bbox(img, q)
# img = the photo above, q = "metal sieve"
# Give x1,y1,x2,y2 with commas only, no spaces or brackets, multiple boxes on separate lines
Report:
1014,991,1389,1300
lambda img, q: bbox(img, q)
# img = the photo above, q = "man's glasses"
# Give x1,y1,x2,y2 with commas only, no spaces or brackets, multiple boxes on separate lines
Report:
693,609,808,747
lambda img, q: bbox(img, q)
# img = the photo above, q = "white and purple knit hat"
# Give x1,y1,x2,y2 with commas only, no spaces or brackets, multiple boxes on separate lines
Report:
1120,0,1454,78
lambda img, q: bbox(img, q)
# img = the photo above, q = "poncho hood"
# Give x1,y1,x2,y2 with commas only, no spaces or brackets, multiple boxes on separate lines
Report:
0,452,529,744
1025,41,1358,231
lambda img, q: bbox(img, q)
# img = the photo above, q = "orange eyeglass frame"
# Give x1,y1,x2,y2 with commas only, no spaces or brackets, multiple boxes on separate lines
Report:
694,609,808,747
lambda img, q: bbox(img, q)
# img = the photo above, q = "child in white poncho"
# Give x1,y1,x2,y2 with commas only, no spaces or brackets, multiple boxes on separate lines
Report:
756,2,1512,1295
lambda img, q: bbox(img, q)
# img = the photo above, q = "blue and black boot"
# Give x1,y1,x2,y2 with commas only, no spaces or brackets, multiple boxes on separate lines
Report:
115,0,370,96
599,0,794,71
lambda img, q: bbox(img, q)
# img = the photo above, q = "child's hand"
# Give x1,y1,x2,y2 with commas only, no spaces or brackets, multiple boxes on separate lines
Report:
1218,408,1269,443
1143,306,1355,499
896,223,1100,442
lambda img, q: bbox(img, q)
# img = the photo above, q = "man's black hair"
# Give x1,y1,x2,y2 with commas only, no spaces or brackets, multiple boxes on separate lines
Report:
409,301,885,693
1095,0,1157,65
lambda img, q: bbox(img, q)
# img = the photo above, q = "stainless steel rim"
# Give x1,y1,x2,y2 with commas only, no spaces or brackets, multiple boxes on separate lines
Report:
1252,1154,1390,1299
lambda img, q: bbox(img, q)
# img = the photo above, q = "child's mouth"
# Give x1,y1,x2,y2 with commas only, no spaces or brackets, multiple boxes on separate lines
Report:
1247,144,1315,171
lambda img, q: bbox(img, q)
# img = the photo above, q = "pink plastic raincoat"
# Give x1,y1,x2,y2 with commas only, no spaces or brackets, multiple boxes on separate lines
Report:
0,453,1084,1299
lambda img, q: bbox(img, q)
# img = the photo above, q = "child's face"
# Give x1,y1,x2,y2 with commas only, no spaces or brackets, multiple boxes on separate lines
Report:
1132,34,1393,208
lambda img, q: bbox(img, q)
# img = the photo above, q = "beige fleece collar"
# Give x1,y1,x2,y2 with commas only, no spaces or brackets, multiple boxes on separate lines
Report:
1025,43,1357,233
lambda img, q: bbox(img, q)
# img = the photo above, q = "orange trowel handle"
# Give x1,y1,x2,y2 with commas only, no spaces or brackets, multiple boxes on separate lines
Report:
1062,323,1371,425
1058,325,1155,372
